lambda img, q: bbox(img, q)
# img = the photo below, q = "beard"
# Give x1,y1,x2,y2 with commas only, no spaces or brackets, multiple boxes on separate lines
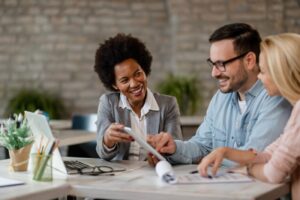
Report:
217,64,248,93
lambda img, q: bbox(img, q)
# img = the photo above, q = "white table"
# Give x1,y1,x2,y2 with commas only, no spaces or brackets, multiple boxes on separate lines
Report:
0,158,290,200
68,160,290,200
0,160,69,200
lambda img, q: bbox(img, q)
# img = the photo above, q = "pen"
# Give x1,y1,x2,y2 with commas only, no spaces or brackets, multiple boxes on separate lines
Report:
189,170,213,179
207,175,213,179
34,141,56,180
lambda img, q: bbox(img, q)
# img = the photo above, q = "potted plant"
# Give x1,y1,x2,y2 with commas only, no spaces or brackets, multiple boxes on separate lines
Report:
0,114,34,171
156,74,202,116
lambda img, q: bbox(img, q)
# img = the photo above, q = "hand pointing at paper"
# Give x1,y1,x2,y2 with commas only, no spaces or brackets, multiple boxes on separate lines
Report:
147,132,176,165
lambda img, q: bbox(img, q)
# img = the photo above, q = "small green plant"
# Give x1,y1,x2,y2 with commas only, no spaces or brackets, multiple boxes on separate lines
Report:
0,114,34,150
157,74,202,115
5,89,67,119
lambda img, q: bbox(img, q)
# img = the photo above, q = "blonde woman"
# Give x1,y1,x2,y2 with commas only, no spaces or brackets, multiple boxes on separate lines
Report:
198,33,300,199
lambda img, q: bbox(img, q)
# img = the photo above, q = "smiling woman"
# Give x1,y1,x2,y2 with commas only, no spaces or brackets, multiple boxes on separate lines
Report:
113,58,147,115
93,33,182,161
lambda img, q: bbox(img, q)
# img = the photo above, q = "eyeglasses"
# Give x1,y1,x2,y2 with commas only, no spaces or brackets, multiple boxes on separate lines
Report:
64,160,126,176
207,52,249,72
78,165,126,176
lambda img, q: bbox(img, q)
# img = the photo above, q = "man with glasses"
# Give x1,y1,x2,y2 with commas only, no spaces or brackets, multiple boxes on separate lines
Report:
148,23,292,165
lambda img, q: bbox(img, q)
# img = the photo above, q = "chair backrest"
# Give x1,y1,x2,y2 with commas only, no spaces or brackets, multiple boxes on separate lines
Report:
71,114,97,132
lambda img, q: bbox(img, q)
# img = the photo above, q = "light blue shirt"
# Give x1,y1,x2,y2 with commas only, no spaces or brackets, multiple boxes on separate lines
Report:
168,80,292,165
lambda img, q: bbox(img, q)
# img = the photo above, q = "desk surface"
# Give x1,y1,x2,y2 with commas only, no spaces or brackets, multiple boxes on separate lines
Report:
0,158,289,200
52,129,96,146
69,159,289,200
0,159,69,200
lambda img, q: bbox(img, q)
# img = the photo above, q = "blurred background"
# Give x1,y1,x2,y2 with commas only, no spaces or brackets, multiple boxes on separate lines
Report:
0,0,299,118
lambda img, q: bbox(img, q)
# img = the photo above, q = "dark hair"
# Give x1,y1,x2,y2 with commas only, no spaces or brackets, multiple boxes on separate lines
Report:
209,23,261,63
94,33,152,91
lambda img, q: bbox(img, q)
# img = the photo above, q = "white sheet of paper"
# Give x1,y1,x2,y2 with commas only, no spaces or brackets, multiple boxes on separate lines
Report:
176,173,253,184
0,177,25,187
123,127,166,161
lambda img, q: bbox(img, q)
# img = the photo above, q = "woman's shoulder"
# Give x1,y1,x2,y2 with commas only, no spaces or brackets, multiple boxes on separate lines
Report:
99,91,120,101
153,92,176,103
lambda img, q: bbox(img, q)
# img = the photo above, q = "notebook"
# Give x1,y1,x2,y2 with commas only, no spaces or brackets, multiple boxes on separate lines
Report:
25,111,126,175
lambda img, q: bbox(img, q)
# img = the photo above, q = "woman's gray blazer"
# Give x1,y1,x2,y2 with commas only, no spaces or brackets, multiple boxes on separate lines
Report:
96,92,182,161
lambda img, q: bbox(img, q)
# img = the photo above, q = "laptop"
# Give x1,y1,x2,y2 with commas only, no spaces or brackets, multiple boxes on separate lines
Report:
25,111,126,176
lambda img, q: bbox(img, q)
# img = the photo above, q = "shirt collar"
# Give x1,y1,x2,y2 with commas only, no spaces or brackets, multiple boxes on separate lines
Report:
246,79,264,97
119,88,159,115
232,79,264,104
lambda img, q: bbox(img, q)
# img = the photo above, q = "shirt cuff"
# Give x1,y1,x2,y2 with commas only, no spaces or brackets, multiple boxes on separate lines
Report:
102,141,117,153
166,140,191,164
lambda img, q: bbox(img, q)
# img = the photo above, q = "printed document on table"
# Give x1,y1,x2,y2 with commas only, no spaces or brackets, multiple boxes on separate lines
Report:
0,177,25,187
176,173,253,184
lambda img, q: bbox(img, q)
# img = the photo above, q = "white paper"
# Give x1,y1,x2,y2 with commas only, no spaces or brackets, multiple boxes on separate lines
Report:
0,177,25,187
155,162,252,185
155,160,177,184
176,173,253,184
123,127,166,161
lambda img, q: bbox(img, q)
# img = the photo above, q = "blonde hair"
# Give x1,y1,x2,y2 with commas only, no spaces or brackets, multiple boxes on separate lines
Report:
260,33,300,105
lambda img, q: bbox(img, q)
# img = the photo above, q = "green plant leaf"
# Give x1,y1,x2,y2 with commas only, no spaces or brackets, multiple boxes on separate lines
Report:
156,74,202,115
0,116,34,150
5,89,67,119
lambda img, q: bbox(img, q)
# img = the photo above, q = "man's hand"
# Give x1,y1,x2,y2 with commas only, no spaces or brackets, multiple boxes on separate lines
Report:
147,132,176,165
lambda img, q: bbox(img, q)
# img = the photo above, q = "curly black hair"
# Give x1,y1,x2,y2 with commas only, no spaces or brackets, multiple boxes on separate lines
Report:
94,33,152,91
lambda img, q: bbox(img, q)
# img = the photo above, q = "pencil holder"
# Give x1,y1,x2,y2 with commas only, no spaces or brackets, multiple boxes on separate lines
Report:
31,153,53,182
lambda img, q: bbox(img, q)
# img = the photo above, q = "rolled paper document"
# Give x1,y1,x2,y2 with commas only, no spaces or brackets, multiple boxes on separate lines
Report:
155,160,177,184
123,127,166,161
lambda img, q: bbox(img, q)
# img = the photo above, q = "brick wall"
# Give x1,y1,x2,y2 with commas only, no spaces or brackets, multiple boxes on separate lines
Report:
0,0,299,117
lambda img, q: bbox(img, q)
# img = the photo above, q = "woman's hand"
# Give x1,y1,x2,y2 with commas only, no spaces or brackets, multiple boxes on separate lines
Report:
103,123,133,148
198,147,228,177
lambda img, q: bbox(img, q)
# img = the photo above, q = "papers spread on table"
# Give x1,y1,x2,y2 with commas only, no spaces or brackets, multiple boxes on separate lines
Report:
0,177,25,187
155,161,252,184
176,173,253,184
